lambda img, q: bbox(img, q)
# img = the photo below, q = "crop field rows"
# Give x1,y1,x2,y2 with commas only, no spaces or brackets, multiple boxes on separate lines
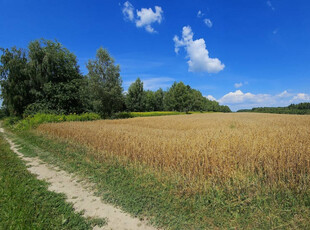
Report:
38,113,310,193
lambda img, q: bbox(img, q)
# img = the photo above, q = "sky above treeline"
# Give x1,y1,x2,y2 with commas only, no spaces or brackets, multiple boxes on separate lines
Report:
1,0,310,111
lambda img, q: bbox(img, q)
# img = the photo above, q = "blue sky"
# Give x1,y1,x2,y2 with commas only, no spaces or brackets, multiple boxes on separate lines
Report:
1,0,310,110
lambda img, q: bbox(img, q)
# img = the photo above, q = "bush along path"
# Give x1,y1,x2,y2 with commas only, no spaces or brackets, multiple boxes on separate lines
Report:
0,127,156,230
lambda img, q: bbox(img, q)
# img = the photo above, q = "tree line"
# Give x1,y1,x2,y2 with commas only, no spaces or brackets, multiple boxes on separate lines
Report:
237,103,310,115
0,39,230,118
126,78,231,113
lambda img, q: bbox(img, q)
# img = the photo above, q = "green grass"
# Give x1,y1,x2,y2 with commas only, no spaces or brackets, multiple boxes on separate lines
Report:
0,134,94,230
9,130,310,229
3,111,213,131
87,217,107,228
3,113,101,130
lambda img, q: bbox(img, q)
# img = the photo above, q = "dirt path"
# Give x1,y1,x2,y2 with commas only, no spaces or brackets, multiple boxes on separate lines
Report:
0,128,156,230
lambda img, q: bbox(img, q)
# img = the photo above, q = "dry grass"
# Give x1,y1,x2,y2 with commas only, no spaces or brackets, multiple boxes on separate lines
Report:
37,113,310,192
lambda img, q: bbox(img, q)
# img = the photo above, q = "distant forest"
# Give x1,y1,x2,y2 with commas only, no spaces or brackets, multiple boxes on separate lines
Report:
0,39,231,118
237,103,310,115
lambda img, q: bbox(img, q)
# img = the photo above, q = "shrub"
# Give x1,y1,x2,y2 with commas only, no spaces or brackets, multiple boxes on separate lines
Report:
10,113,101,130
112,112,134,119
130,111,185,117
3,117,20,127
0,108,7,119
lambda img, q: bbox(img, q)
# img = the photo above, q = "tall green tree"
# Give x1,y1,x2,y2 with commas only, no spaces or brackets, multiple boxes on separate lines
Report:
154,88,164,111
25,39,86,115
0,47,31,116
163,82,177,111
145,90,156,111
190,89,205,111
126,78,145,112
87,47,124,116
164,82,191,112
174,82,192,112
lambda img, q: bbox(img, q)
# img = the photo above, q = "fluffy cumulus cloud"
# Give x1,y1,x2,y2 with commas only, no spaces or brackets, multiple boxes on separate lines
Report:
203,18,212,28
173,26,225,73
122,1,163,33
218,90,271,104
207,90,310,111
291,93,310,102
136,6,163,33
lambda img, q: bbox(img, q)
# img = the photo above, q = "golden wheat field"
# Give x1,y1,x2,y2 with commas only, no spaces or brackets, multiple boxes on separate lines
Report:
38,113,310,191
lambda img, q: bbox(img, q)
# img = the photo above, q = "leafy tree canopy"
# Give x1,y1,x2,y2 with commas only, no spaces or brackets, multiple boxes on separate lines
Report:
126,78,145,112
87,47,124,116
1,39,87,116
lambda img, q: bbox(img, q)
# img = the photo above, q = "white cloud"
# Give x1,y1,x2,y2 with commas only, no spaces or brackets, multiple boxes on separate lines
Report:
136,6,163,33
273,28,278,35
217,90,274,111
206,95,216,101
290,93,310,102
122,2,163,33
122,1,134,21
234,82,243,88
267,1,275,10
173,26,225,73
234,81,248,88
276,90,291,98
197,11,212,28
214,90,310,111
197,10,204,18
204,18,213,28
218,90,271,104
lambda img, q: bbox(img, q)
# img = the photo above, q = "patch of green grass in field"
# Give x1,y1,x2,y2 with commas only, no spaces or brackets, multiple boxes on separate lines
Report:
87,217,107,227
0,134,95,230
10,130,310,229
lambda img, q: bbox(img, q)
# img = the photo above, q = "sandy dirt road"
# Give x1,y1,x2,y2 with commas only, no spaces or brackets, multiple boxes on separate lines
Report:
0,128,156,230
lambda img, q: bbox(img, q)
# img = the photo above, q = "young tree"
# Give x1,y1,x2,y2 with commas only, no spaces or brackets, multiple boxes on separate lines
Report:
126,78,145,112
87,47,124,116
